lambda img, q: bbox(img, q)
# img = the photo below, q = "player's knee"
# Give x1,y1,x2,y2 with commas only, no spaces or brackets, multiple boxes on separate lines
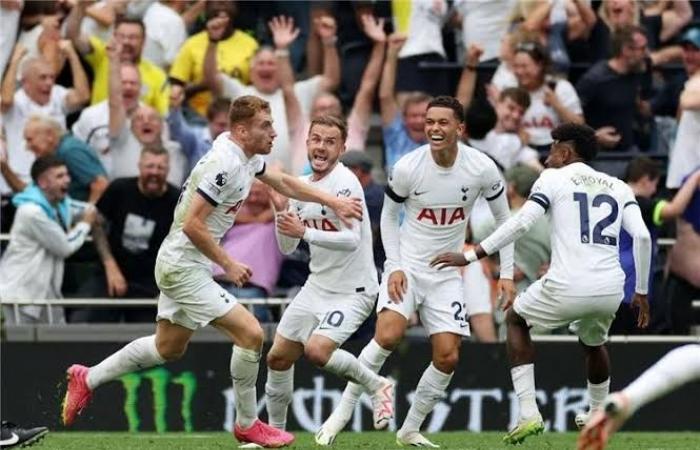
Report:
239,321,264,349
156,339,188,362
374,321,404,350
304,343,332,367
267,351,294,371
432,350,459,373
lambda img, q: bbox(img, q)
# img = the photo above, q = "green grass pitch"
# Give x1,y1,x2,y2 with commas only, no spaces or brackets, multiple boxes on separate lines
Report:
33,431,700,450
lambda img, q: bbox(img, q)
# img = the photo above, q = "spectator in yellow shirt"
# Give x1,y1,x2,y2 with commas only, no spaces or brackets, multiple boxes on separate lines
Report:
169,1,258,117
64,2,169,115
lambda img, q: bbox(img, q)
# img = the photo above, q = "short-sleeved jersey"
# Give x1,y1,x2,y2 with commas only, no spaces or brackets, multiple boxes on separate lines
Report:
157,132,265,269
529,162,636,295
289,164,379,295
387,143,505,279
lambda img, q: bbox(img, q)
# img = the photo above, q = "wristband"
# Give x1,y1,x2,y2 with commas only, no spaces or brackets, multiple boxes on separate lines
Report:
274,48,290,57
463,249,477,263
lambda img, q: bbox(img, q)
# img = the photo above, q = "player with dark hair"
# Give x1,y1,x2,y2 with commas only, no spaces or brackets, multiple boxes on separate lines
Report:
317,96,515,447
431,122,652,445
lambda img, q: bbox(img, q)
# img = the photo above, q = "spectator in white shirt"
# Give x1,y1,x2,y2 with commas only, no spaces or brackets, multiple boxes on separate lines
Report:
142,0,187,70
511,40,584,150
0,41,90,195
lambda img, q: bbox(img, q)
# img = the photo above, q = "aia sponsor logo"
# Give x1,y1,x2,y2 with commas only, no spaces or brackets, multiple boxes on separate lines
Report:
303,218,339,231
416,207,465,225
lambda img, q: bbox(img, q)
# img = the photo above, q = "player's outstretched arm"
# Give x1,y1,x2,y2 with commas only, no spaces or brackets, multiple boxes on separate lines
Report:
259,170,363,225
182,193,252,286
431,200,544,271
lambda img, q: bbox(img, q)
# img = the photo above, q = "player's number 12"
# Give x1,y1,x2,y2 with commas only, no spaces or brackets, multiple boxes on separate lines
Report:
573,192,619,246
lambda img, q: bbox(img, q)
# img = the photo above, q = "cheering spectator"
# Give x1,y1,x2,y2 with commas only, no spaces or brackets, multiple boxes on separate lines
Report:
0,156,97,324
458,45,542,171
290,14,387,175
576,25,653,153
0,41,89,195
167,95,230,173
0,0,22,76
64,3,169,114
512,40,583,150
666,27,700,189
107,39,187,187
169,1,258,117
78,0,129,43
205,14,340,172
454,0,515,64
380,33,430,172
69,146,179,323
214,180,284,322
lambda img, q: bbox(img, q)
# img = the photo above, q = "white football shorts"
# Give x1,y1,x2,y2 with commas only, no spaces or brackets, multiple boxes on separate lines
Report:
514,278,622,346
377,269,470,337
276,282,376,345
155,260,237,330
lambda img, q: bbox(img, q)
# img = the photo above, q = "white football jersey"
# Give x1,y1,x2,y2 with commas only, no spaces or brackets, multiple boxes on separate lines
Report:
387,143,506,279
287,163,379,295
528,162,636,295
157,132,265,269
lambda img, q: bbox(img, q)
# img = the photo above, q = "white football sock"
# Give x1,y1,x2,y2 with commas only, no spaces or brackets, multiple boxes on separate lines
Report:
335,339,392,419
324,349,385,392
587,378,610,412
265,367,294,430
87,335,165,390
623,344,700,414
399,363,453,435
231,346,261,429
511,364,540,420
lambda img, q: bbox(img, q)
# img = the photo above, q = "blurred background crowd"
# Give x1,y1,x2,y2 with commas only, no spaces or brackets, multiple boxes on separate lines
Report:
0,0,698,339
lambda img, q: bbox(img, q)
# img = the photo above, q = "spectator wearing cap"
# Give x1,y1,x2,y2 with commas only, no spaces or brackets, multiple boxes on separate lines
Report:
666,26,700,190
576,25,653,153
340,150,385,272
2,115,108,204
0,155,97,324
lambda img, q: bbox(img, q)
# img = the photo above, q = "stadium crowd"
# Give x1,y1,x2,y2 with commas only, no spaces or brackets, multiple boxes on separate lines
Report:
0,0,699,338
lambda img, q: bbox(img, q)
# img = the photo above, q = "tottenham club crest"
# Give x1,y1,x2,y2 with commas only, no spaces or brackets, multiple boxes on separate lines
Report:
215,171,228,187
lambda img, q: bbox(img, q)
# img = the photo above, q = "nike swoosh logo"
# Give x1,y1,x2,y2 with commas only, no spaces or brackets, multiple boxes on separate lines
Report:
414,190,428,196
0,433,19,445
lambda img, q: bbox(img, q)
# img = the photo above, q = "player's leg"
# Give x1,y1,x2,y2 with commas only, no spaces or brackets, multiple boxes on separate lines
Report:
463,260,497,343
266,334,304,430
574,341,611,428
578,344,700,450
316,307,409,445
397,332,460,447
569,295,619,428
307,332,395,430
470,314,497,343
212,303,295,446
62,295,195,427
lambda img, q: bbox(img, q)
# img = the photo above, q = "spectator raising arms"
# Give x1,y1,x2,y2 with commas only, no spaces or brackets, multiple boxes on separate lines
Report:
169,1,258,117
64,3,169,114
1,41,90,195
